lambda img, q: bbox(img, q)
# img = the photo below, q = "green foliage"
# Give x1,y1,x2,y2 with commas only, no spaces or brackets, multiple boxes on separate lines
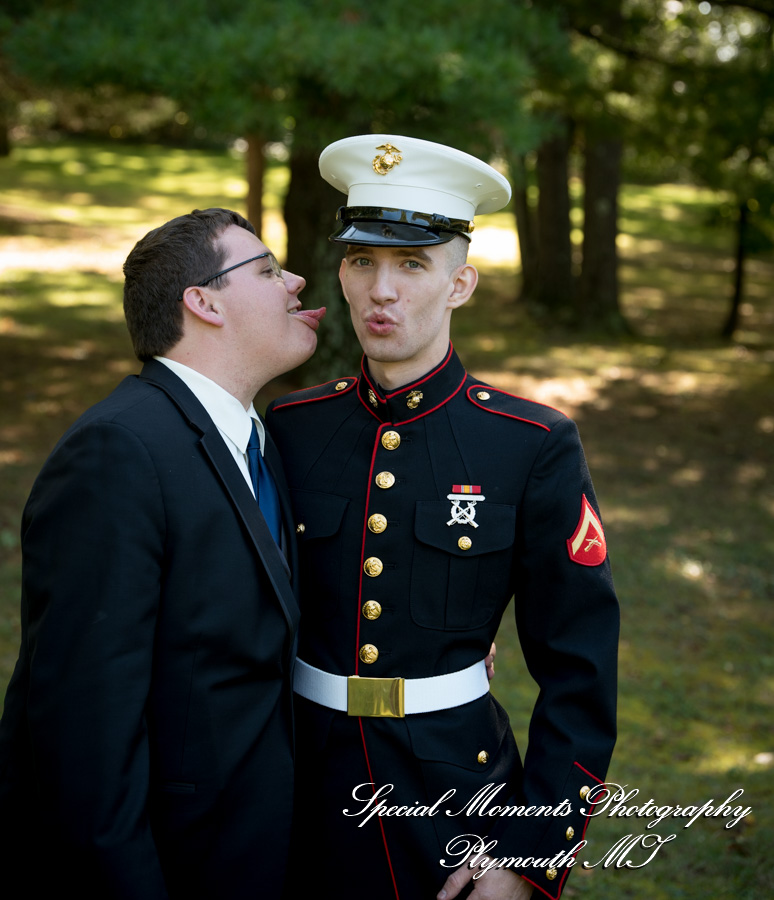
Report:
1,140,773,899
2,0,567,154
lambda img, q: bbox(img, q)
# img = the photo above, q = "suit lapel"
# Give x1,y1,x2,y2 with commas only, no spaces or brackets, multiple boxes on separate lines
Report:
138,361,300,635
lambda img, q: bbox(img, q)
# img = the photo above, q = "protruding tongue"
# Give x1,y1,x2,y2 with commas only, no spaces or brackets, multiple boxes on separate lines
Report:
291,307,327,330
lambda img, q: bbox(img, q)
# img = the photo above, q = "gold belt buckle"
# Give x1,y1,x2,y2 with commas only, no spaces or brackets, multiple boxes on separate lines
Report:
347,675,405,717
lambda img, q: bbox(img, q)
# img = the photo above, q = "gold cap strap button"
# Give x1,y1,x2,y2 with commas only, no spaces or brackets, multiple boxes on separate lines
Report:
381,431,401,450
363,557,383,577
359,643,379,664
375,471,395,489
362,600,382,620
368,513,387,534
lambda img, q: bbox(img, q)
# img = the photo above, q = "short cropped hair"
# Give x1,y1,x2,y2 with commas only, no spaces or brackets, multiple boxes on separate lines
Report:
123,207,255,361
445,234,469,272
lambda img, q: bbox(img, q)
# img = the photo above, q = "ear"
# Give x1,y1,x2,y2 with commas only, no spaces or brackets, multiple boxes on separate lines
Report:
181,286,225,327
447,263,478,311
338,258,351,305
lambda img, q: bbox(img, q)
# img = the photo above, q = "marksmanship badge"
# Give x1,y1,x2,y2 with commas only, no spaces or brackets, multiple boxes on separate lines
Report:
373,143,403,175
447,484,485,528
566,494,607,566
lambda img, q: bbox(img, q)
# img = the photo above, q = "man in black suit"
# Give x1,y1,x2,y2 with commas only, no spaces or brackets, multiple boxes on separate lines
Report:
267,136,619,900
0,208,325,899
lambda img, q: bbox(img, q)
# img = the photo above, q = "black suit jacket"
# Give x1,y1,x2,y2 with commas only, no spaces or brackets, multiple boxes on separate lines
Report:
0,360,300,899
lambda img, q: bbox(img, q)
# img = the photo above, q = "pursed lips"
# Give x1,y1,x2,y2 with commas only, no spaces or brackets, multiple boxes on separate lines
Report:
365,311,398,335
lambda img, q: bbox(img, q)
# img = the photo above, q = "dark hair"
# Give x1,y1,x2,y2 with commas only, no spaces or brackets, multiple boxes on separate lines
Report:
123,207,256,361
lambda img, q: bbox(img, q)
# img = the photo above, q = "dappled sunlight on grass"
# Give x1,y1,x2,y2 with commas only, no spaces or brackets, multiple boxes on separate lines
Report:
1,141,772,900
474,368,604,416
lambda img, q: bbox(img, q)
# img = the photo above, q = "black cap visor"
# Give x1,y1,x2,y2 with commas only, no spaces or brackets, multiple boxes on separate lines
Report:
330,206,471,246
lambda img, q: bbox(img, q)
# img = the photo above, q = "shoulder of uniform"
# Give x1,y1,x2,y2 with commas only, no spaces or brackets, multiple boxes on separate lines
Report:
268,376,357,413
464,381,568,431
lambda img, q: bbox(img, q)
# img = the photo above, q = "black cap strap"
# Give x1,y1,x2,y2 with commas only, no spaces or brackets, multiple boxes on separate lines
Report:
336,206,474,236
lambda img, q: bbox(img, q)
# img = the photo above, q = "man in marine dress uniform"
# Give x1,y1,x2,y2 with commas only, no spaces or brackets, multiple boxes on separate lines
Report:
266,136,619,900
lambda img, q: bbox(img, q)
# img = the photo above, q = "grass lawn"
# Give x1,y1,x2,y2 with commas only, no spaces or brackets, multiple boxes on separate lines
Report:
1,138,772,899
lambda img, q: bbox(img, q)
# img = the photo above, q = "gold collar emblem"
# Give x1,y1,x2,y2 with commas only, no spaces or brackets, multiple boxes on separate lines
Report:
406,390,423,410
368,388,379,407
373,143,403,176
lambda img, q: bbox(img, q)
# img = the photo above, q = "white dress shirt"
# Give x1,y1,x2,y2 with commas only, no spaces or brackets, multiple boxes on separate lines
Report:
155,357,263,498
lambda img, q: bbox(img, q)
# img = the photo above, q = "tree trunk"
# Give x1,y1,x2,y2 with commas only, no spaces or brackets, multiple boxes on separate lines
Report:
245,134,265,238
535,121,574,318
508,154,538,303
579,135,628,332
283,144,362,384
721,201,747,338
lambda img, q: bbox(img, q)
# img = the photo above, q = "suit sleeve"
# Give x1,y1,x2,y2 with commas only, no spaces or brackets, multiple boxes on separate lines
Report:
21,420,169,898
494,416,619,899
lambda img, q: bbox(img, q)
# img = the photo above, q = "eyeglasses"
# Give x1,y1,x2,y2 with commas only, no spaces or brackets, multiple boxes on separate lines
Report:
178,251,283,300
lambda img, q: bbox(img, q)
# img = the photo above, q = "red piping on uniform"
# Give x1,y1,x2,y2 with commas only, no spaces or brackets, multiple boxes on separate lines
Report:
574,760,604,784
470,383,566,417
357,364,389,422
521,762,605,900
357,388,388,422
358,718,401,900
360,361,383,399
397,373,467,426
383,343,453,397
270,377,357,410
467,387,553,431
355,425,388,671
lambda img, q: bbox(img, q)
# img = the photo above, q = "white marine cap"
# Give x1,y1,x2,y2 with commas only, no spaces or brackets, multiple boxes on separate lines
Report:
319,133,511,246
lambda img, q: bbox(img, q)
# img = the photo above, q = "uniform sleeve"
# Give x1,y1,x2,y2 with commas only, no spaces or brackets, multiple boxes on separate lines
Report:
494,416,619,899
21,421,169,897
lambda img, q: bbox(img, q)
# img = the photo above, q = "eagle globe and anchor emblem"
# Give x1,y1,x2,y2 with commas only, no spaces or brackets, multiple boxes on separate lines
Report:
372,143,403,175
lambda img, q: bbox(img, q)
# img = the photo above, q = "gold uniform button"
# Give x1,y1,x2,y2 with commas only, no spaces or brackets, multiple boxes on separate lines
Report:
579,785,590,800
381,431,401,450
546,868,558,881
359,643,379,664
362,600,382,620
477,750,489,765
368,513,388,534
335,381,347,391
375,471,395,489
565,826,575,841
406,390,423,409
363,557,383,577
477,391,491,401
458,536,472,550
295,523,306,534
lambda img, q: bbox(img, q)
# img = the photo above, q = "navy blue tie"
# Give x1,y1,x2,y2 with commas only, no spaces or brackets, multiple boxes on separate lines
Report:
247,420,282,545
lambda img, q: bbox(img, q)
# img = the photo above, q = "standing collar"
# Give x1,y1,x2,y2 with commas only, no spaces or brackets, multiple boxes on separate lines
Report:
356,344,467,425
